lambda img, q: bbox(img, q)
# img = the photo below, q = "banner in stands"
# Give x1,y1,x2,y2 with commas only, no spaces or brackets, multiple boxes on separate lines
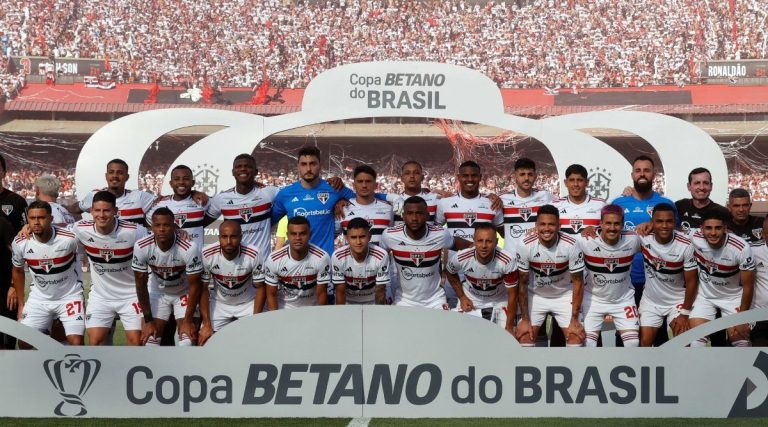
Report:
74,61,728,203
700,60,768,79
9,56,116,77
0,307,766,418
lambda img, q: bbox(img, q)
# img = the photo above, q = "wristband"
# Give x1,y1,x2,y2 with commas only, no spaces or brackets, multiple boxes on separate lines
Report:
143,312,154,322
678,308,691,316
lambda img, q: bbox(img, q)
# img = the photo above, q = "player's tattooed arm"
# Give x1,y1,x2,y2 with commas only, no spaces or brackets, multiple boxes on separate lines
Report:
198,288,213,346
515,271,532,341
375,285,386,305
671,269,698,336
730,269,755,341
505,281,519,336
11,266,25,318
183,273,205,344
134,271,159,345
567,271,586,343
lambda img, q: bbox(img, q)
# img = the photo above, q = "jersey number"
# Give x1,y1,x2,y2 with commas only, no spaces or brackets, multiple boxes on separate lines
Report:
180,295,188,307
131,302,142,314
66,301,82,316
624,306,639,319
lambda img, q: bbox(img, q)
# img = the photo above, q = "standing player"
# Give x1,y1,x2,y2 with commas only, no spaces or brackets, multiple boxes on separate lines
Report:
148,165,208,249
445,223,519,327
332,217,390,305
750,217,768,346
205,154,278,259
726,188,764,244
200,221,264,341
515,204,585,346
379,196,472,309
675,167,729,234
499,158,553,252
637,203,698,347
387,161,440,225
688,209,754,347
0,154,27,349
338,165,393,245
34,174,75,228
554,164,606,235
264,216,330,309
580,205,641,347
133,207,205,346
73,191,147,346
11,201,84,347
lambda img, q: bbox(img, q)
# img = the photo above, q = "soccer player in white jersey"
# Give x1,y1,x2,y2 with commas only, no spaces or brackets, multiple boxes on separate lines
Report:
637,203,698,347
133,207,205,346
338,165,393,245
35,174,75,228
750,216,768,346
580,204,642,347
11,201,84,347
72,159,156,225
688,209,755,347
436,161,503,242
264,216,330,309
147,165,207,249
499,158,553,251
205,154,278,258
387,161,440,225
200,221,264,341
554,164,605,235
73,191,147,346
445,223,519,327
332,217,390,305
379,196,472,309
515,204,585,346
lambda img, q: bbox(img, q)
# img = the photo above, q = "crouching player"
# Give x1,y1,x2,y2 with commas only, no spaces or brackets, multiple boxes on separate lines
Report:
332,217,389,305
445,222,519,327
199,221,265,344
133,207,204,346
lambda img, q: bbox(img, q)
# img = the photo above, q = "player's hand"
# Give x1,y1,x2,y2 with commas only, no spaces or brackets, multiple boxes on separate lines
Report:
327,176,345,191
179,318,198,343
141,321,160,345
198,322,214,346
175,228,191,242
334,199,350,220
516,318,534,342
728,324,750,342
635,221,653,237
567,318,586,342
487,193,503,211
17,224,31,239
621,186,636,197
6,287,16,311
459,296,474,313
670,314,690,336
191,190,209,206
580,226,598,239
526,227,539,237
429,189,453,199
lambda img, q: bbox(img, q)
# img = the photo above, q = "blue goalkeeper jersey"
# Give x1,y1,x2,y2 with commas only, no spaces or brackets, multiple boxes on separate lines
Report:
271,180,355,256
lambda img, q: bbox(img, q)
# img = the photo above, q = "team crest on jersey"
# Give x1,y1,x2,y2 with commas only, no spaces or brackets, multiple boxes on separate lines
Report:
519,208,532,221
541,262,555,276
652,258,667,271
605,258,619,272
174,213,187,227
39,259,54,273
351,278,366,288
154,267,173,279
1,205,12,215
753,228,763,240
464,212,477,226
410,252,424,266
318,192,330,204
99,249,114,262
704,260,718,274
570,219,584,232
239,208,253,222
222,275,237,288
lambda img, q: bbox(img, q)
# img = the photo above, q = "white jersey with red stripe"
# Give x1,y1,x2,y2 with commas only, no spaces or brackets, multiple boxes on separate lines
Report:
264,244,330,309
206,185,278,258
751,242,768,309
73,219,148,301
516,232,585,298
202,243,264,305
446,248,519,308
147,195,207,249
11,226,82,301
131,235,203,296
436,194,503,241
580,232,640,303
50,201,76,229
387,190,439,225
500,189,554,251
379,224,453,307
639,232,697,306
339,199,394,245
331,244,391,304
553,195,605,235
79,188,155,225
691,231,754,300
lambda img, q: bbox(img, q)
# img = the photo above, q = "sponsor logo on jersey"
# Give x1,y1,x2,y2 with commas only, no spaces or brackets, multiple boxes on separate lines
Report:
1,205,13,215
291,197,299,202
100,249,114,262
27,248,34,254
174,213,187,227
317,192,330,204
43,353,101,416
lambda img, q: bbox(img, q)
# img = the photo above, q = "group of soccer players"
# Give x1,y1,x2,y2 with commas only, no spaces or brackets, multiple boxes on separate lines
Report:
1,147,766,348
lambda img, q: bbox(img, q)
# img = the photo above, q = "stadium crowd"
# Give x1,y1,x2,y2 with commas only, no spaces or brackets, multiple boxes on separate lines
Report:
0,0,766,89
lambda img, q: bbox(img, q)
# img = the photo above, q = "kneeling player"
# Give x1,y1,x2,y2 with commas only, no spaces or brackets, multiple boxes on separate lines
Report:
445,223,518,327
688,210,754,347
11,201,84,347
332,217,389,305
637,203,697,346
200,221,264,342
264,216,330,309
515,204,585,346
133,208,204,346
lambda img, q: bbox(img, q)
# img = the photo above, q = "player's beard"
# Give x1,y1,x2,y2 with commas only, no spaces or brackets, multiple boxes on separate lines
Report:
633,179,652,193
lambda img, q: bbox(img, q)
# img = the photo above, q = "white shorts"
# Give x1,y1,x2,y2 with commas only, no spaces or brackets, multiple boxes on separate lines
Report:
149,292,190,321
582,292,639,332
690,293,742,320
639,299,683,328
21,296,85,336
395,297,449,310
451,302,508,327
85,292,143,331
210,298,253,331
529,292,573,328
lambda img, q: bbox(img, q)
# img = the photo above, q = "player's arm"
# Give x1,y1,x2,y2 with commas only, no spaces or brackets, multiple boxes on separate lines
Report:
263,261,280,311
202,197,220,227
10,266,25,318
671,268,698,336
133,270,158,345
451,237,473,251
375,254,390,305
270,192,287,225
514,270,531,339
504,278,519,335
182,272,204,343
447,271,472,312
730,267,755,342
568,271,586,342
67,200,84,215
